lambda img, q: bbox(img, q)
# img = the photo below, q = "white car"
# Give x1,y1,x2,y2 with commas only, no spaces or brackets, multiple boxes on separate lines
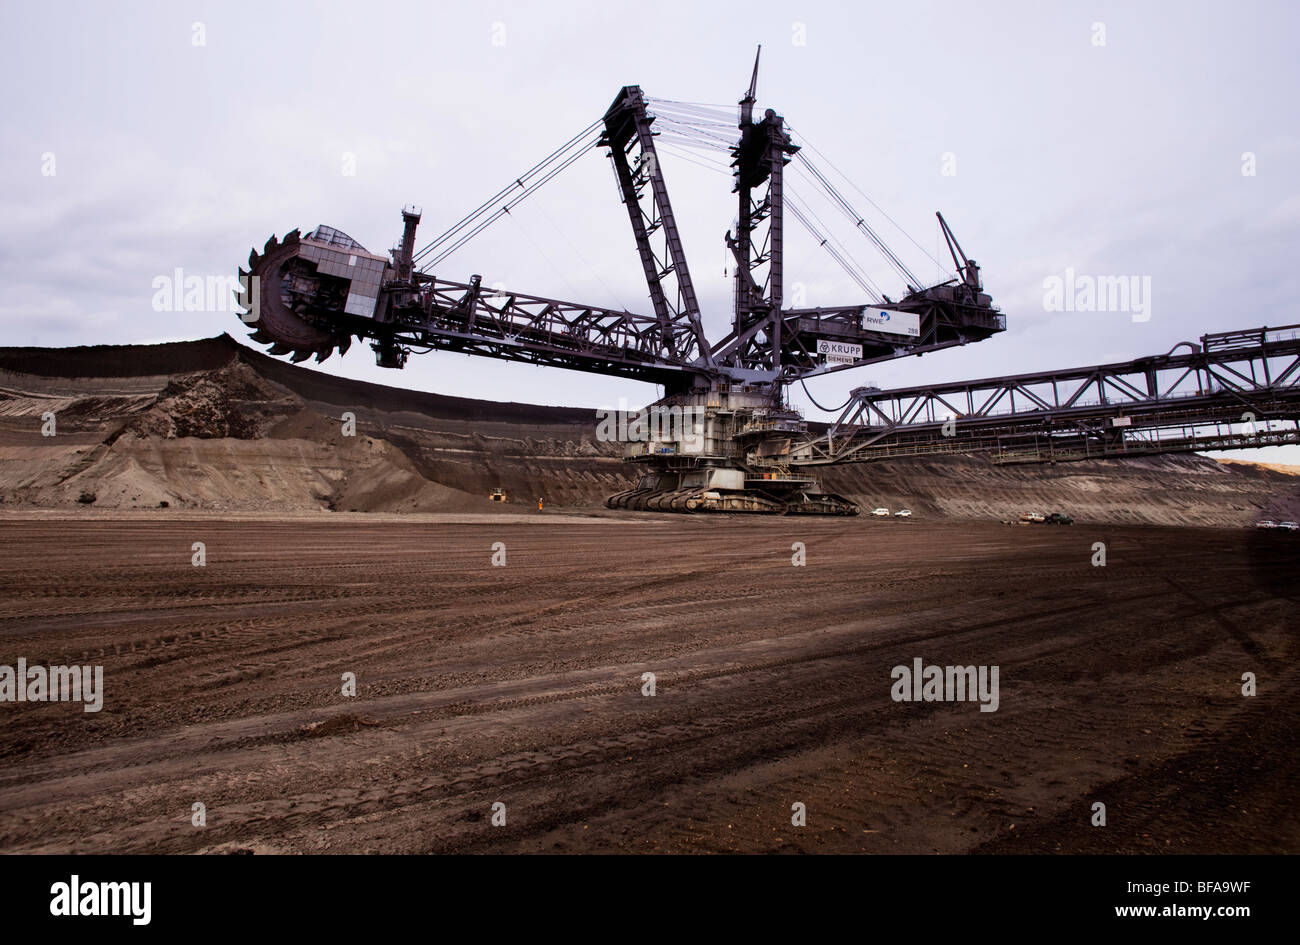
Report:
894,509,912,518
1255,520,1277,529
870,507,890,517
1278,521,1299,532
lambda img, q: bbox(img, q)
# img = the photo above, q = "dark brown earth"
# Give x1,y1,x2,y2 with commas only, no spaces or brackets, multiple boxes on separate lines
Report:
0,513,1295,854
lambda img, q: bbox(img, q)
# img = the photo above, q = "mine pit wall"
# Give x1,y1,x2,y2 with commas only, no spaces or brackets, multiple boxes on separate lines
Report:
316,410,630,510
0,335,1296,523
817,452,1299,528
0,337,633,513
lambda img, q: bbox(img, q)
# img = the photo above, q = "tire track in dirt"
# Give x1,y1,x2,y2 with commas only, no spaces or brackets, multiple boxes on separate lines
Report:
1,518,1295,853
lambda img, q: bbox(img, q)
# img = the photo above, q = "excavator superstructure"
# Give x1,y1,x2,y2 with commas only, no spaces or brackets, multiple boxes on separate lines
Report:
236,51,1007,513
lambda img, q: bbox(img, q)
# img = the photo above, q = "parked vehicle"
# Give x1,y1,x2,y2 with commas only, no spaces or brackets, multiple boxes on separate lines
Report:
1045,512,1074,525
1019,511,1046,524
1255,520,1277,529
894,509,912,518
1277,521,1299,532
871,507,890,517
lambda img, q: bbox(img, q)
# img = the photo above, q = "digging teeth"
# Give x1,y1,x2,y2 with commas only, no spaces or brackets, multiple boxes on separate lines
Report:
233,270,252,313
236,229,335,360
336,335,352,356
314,348,332,363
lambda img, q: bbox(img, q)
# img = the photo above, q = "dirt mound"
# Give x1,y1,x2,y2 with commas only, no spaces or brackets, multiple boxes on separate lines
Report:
0,335,242,379
0,335,1295,523
1216,458,1300,476
0,337,625,513
125,360,297,440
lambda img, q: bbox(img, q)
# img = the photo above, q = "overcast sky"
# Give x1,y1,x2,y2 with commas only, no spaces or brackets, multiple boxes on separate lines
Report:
3,1,1298,462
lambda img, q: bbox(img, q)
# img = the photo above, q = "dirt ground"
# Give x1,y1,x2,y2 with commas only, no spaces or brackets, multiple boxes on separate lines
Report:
0,511,1296,854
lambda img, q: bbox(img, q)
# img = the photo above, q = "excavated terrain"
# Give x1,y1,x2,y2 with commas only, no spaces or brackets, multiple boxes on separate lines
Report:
0,337,1296,854
1,335,1297,523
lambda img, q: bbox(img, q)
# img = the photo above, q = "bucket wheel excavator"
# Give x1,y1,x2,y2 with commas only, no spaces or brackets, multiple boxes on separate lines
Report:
235,49,1006,514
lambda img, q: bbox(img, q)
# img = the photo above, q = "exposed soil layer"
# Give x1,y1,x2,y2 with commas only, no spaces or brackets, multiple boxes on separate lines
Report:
0,514,1295,854
0,336,624,513
2,335,1298,524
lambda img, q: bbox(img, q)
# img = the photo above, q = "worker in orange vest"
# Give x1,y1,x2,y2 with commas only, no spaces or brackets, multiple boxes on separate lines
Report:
537,497,543,510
